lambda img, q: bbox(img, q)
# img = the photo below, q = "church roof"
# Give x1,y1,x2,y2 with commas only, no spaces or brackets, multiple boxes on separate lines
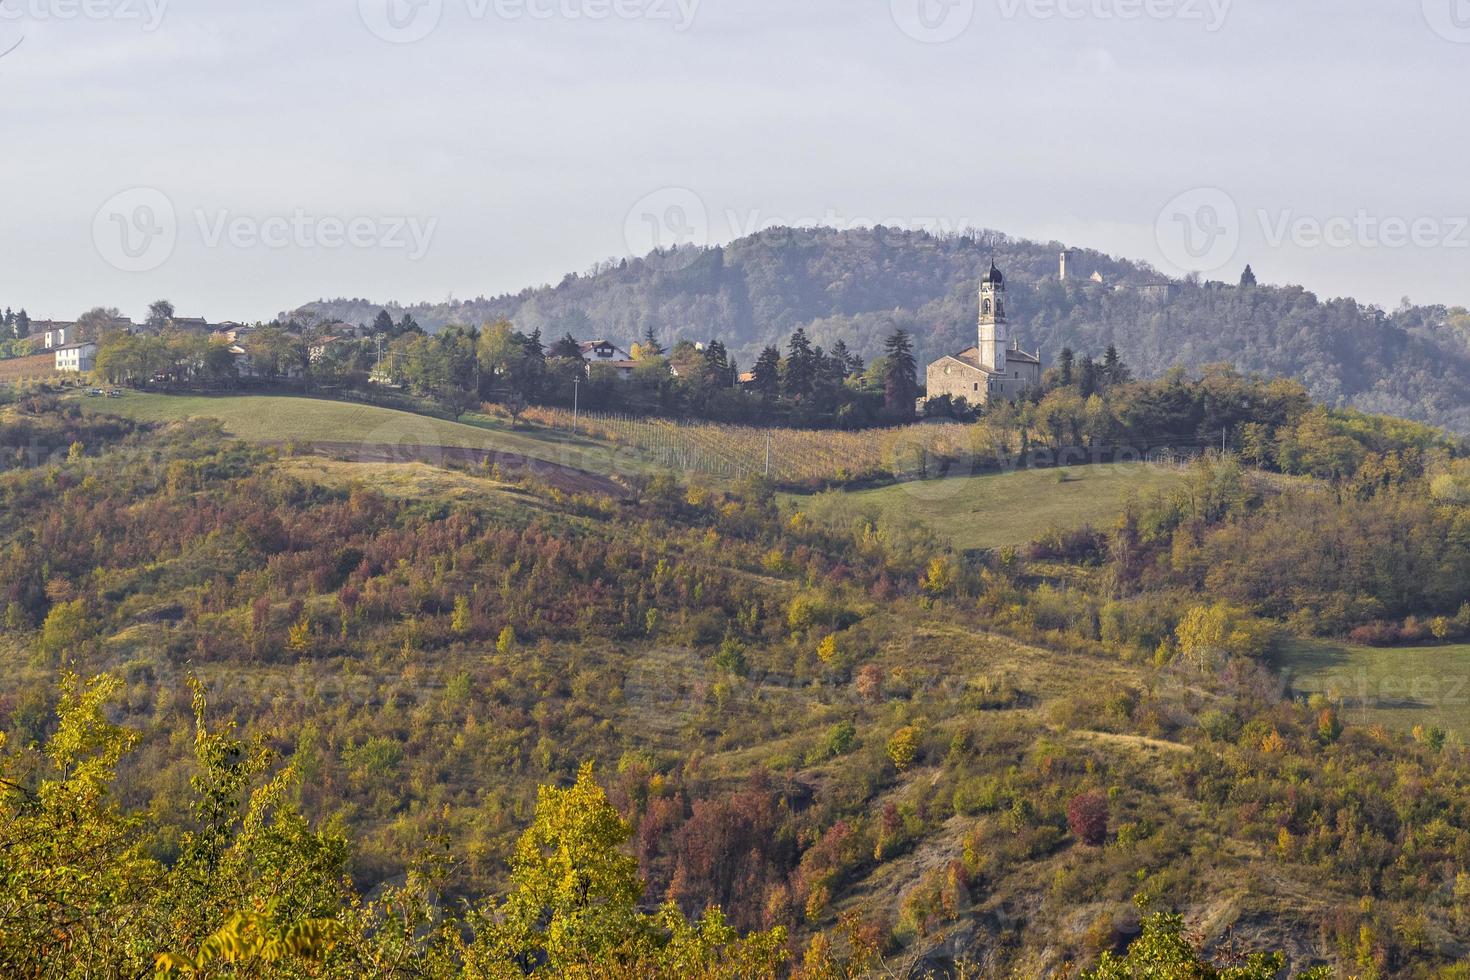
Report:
982,260,1004,286
931,344,1041,372
936,347,998,375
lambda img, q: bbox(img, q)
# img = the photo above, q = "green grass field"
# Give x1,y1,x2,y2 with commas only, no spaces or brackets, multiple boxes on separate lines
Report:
80,392,644,478
805,463,1186,552
1278,638,1470,735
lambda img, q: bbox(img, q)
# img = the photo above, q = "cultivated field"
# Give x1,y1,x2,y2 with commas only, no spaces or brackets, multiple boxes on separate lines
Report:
1279,638,1470,736
523,406,991,486
801,463,1188,552
0,354,63,385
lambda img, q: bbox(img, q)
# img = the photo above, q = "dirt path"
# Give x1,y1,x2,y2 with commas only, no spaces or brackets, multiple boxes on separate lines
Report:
295,440,632,499
1071,729,1192,754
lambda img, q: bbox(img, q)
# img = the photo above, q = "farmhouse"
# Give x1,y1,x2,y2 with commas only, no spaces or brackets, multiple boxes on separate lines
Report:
925,262,1041,409
54,341,98,373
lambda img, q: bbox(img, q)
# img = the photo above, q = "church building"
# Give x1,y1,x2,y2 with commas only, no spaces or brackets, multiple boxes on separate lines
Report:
924,261,1042,408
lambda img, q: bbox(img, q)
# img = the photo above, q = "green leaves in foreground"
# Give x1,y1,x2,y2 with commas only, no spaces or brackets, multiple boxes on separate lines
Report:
2,673,785,979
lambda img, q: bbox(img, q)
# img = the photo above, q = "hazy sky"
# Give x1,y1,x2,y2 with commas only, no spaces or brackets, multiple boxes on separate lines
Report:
4,0,1468,324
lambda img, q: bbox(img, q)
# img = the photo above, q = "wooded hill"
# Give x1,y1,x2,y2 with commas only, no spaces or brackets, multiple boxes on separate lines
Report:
296,227,1470,433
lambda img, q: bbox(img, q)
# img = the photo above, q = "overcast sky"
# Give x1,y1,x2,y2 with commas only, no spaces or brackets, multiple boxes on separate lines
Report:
4,0,1468,323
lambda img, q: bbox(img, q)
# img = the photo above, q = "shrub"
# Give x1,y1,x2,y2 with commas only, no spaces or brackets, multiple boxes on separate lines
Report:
1348,622,1402,647
887,727,920,772
1066,791,1108,847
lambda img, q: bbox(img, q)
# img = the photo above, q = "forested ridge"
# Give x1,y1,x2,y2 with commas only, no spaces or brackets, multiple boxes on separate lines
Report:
297,227,1470,432
4,372,1470,974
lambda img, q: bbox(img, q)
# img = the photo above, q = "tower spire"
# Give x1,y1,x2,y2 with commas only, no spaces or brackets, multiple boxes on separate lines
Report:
978,260,1008,373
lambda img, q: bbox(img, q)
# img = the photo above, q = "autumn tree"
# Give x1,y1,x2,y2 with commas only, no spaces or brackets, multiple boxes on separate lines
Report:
460,763,786,978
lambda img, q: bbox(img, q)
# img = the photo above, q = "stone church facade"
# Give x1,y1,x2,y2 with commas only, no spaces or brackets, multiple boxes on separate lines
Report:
925,261,1042,409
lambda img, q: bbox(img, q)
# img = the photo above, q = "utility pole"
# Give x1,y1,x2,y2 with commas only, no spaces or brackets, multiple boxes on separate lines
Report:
764,430,771,478
572,377,581,424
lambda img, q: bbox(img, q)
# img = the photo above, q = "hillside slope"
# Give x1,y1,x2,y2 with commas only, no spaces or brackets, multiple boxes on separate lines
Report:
295,227,1470,433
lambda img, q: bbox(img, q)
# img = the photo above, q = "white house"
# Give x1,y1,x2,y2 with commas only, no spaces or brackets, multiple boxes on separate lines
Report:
578,338,637,379
54,342,97,373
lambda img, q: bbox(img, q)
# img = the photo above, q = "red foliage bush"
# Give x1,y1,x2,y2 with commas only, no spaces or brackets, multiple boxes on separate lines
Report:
1348,622,1402,647
1067,791,1108,846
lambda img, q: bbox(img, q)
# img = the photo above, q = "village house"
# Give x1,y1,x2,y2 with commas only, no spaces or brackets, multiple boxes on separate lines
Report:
30,322,77,349
54,341,98,373
578,339,637,379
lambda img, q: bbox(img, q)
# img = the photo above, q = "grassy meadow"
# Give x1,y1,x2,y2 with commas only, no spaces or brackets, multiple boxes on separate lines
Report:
1278,638,1470,735
79,391,645,478
85,394,1187,542
798,463,1187,552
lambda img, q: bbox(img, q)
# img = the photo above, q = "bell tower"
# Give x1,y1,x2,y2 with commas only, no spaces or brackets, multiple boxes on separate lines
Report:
979,260,1007,373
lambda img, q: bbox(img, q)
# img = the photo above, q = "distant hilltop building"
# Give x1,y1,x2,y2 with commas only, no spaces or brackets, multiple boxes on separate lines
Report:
1058,246,1178,302
925,261,1042,408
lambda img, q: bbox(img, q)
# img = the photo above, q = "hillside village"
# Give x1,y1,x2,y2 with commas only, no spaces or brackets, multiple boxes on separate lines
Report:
0,246,1202,429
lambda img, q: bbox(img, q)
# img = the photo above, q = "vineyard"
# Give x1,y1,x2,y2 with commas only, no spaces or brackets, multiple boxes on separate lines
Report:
0,354,62,386
521,406,995,488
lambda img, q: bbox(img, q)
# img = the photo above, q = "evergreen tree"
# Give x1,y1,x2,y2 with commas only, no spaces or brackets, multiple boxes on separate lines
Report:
524,327,545,362
701,340,732,387
1058,347,1075,386
1240,264,1257,287
371,310,394,335
751,346,781,398
1078,355,1098,397
1102,345,1131,386
829,340,855,379
640,325,665,358
781,328,816,402
549,332,582,359
15,309,29,339
881,329,918,414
